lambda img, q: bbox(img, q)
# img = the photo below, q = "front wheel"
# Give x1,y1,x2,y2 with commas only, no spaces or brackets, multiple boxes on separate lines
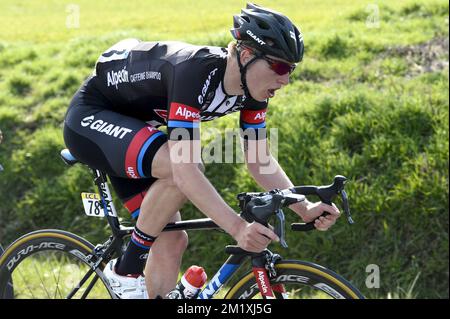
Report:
225,260,365,299
0,229,114,299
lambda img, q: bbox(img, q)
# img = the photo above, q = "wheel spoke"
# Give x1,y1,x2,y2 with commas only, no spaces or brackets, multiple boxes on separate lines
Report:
32,256,52,298
14,266,36,298
51,254,64,299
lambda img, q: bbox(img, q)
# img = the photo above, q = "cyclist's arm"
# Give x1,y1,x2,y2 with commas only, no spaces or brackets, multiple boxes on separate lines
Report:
165,103,245,237
168,139,279,250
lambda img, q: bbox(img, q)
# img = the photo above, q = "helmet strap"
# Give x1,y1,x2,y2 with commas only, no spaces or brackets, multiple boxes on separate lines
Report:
236,47,262,100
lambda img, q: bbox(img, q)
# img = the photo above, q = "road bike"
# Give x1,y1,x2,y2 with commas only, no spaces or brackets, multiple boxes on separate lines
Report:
0,149,364,299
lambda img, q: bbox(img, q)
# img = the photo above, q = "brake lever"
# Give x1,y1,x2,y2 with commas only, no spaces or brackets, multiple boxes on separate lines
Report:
340,190,354,225
274,209,288,248
291,175,353,232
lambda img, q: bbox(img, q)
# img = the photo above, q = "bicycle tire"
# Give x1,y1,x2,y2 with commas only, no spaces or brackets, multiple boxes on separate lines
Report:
224,260,365,299
0,229,114,299
0,244,13,298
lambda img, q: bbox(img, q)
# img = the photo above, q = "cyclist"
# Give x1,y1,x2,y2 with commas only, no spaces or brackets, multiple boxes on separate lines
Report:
63,3,340,299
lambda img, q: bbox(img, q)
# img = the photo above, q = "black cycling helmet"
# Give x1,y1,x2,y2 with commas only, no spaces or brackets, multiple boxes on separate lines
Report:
231,3,304,63
230,3,304,100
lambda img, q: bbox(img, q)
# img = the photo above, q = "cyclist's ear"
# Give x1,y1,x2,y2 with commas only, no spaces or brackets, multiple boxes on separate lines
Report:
240,47,254,64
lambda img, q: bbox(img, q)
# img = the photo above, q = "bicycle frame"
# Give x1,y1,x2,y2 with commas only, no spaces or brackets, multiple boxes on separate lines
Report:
197,254,244,299
196,249,284,299
75,168,283,299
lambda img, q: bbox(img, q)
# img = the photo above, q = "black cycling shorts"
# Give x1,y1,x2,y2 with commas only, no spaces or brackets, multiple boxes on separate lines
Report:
63,88,167,219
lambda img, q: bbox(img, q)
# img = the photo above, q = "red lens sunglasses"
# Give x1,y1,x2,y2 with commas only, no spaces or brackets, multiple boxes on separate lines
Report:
239,44,297,76
263,56,297,75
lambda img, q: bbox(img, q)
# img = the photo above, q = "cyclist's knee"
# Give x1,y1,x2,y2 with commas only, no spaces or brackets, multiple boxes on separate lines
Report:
151,142,172,180
174,230,189,254
155,231,188,257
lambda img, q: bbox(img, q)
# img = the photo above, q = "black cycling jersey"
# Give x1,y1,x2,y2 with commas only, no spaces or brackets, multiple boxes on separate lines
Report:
64,39,270,219
85,38,268,140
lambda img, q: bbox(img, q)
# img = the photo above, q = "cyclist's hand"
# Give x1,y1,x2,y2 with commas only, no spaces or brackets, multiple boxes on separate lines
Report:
301,201,340,231
235,221,279,252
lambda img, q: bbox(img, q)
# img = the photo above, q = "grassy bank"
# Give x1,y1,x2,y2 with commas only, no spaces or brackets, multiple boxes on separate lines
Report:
0,0,448,298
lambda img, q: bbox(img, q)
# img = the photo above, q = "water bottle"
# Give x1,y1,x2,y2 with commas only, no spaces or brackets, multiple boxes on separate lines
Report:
166,265,207,299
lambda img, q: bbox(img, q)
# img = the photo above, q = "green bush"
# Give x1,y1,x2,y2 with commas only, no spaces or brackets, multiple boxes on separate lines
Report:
0,47,37,68
10,126,65,182
320,35,351,59
7,75,32,96
33,97,70,125
401,1,449,17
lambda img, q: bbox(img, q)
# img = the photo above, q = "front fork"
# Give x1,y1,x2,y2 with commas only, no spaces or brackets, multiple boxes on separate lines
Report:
251,251,288,299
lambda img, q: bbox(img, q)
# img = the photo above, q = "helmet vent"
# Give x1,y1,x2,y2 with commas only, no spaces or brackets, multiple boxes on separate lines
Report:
273,14,287,26
257,20,270,30
241,15,250,23
282,32,292,49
